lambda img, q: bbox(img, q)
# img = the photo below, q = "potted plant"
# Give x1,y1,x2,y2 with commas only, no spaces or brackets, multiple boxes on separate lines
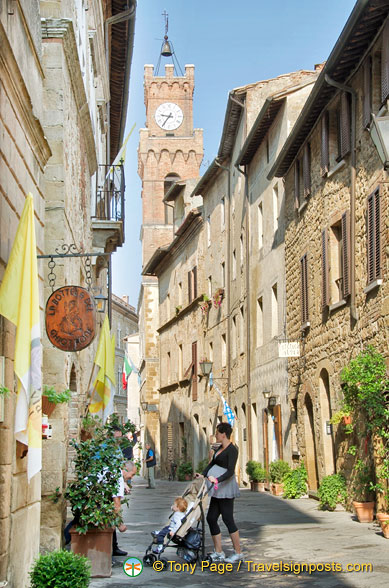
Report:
30,550,90,587
318,473,347,511
352,458,375,523
199,294,212,314
340,347,389,517
283,463,308,499
212,288,224,309
42,385,72,417
246,460,267,491
66,417,131,577
177,461,193,481
269,460,291,495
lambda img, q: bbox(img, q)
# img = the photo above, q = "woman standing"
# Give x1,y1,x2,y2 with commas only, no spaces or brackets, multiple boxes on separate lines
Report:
195,422,243,563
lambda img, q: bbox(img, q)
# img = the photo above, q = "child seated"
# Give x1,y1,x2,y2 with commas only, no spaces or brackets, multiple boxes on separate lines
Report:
153,497,188,552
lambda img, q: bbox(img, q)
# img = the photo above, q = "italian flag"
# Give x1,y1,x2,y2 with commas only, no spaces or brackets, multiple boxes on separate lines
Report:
122,356,132,391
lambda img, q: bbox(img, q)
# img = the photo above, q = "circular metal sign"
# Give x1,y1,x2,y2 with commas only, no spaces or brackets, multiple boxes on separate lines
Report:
45,286,96,351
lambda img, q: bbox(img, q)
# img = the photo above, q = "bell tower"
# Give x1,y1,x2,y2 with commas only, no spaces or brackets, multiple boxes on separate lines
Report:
138,41,203,451
138,63,203,266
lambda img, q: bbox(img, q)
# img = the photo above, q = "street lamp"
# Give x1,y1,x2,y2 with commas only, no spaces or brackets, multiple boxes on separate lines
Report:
370,114,389,170
199,360,213,377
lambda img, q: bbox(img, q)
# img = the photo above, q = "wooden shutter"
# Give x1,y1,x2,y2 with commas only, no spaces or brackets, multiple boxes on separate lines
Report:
381,19,389,105
263,410,269,472
273,404,283,460
192,266,198,299
341,210,351,298
188,270,192,303
367,189,381,284
320,112,329,176
191,342,198,401
321,229,329,308
340,92,351,158
363,57,372,129
294,160,300,210
303,143,311,199
300,253,309,324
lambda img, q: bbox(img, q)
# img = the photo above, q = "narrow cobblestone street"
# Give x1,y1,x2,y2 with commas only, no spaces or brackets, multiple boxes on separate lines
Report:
89,477,388,588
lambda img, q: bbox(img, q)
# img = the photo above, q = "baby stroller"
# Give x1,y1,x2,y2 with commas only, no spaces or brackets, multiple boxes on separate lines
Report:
143,477,211,570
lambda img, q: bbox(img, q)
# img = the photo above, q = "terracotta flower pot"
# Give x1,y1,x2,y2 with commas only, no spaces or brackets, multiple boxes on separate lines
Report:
70,527,114,577
42,396,57,418
352,501,375,523
271,483,284,496
251,482,265,492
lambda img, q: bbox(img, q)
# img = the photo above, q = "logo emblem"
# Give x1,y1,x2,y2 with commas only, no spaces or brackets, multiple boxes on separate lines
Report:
123,557,143,577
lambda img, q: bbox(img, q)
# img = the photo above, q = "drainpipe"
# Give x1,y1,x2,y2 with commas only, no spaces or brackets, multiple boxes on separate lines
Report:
215,158,231,406
235,162,252,461
105,2,136,164
324,74,358,322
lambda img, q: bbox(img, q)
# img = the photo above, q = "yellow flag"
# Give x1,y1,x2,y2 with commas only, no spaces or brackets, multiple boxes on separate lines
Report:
0,193,42,482
89,315,115,422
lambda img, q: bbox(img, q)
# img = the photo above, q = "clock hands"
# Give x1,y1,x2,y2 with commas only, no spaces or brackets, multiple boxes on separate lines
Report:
160,112,173,127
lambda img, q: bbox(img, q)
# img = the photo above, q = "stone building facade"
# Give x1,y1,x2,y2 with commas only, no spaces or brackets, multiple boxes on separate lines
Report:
0,1,135,585
270,0,389,491
138,63,203,460
111,293,138,422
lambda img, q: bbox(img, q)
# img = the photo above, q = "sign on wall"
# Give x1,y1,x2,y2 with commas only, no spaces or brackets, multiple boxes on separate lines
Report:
278,341,300,358
45,286,96,351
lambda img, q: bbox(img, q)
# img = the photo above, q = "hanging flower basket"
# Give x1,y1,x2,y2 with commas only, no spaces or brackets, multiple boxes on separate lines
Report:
213,288,224,308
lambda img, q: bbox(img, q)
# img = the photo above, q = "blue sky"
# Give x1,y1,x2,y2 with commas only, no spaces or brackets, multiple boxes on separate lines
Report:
112,0,356,308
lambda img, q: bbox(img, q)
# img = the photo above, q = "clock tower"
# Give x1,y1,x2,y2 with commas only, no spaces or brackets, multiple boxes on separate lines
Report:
138,61,203,449
138,63,203,266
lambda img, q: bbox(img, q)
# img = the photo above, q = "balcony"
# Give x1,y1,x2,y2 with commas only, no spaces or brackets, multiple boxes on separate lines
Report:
92,164,125,253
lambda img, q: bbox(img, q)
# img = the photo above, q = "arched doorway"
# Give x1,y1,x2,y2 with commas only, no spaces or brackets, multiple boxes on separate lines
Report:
303,393,319,490
319,369,335,475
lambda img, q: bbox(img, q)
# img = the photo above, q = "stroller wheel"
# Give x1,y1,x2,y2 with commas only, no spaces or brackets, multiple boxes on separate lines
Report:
143,553,156,567
159,558,168,570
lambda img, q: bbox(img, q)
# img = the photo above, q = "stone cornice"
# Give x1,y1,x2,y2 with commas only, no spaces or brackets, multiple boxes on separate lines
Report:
0,21,51,170
41,18,97,175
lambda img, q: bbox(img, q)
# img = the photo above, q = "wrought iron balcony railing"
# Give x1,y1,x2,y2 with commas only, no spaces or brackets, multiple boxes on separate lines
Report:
93,163,125,231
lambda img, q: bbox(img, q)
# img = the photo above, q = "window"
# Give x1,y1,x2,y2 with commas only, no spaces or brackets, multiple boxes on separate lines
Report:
258,202,263,248
240,234,244,268
256,297,263,347
322,212,350,308
221,197,225,228
271,283,278,337
232,250,236,280
209,341,213,362
321,93,351,176
232,316,237,359
192,342,198,401
239,306,245,355
366,188,381,285
178,282,182,306
188,266,197,303
294,143,311,209
178,344,183,380
207,215,211,247
300,253,309,326
221,262,225,288
221,333,226,367
273,184,279,232
208,275,212,298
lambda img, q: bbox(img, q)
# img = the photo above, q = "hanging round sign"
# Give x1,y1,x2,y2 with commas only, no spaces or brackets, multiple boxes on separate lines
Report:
45,286,96,351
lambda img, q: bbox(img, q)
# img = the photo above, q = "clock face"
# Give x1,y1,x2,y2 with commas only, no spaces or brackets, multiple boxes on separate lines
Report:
155,102,183,130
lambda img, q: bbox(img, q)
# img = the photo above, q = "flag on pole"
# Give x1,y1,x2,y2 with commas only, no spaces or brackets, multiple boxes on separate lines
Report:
89,315,115,423
0,193,42,482
105,123,136,180
210,376,236,427
122,355,133,391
